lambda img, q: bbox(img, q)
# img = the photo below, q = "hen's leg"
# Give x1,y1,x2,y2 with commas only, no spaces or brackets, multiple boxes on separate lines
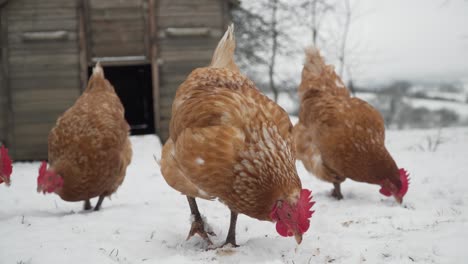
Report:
94,195,105,211
223,210,239,247
186,196,215,244
331,182,343,200
84,199,92,210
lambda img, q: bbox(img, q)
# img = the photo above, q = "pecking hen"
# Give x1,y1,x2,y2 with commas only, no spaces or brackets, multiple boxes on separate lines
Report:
37,63,132,211
294,47,409,203
160,25,314,247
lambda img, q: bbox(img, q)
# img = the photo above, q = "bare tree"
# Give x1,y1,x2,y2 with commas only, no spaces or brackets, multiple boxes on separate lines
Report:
337,0,351,79
232,0,368,102
268,0,280,102
231,5,269,75
232,0,301,103
305,0,334,46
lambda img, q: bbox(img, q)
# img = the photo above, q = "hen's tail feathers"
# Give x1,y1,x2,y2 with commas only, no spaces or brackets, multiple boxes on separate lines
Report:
92,61,104,78
210,24,239,72
84,62,105,92
299,47,350,99
303,46,326,78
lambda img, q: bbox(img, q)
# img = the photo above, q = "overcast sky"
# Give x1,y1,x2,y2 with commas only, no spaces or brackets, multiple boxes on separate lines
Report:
348,0,468,83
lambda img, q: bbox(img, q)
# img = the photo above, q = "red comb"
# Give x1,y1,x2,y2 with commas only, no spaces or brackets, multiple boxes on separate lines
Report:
0,145,12,177
398,168,410,196
298,189,315,233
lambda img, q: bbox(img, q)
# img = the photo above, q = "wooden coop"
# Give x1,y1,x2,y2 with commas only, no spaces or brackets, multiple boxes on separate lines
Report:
0,0,234,160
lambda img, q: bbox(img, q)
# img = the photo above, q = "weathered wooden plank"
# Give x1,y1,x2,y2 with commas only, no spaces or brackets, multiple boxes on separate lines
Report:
159,106,173,118
12,88,80,104
160,49,214,62
158,10,221,18
159,80,180,89
91,30,144,44
10,70,79,80
159,118,171,142
9,53,78,66
12,99,76,114
11,148,48,161
78,0,89,92
0,7,12,147
159,94,176,109
8,31,78,44
90,20,145,35
7,8,77,21
159,0,220,8
7,0,77,10
90,0,144,9
92,44,145,57
158,15,223,28
0,19,4,143
13,110,64,125
13,122,54,138
158,37,217,49
10,75,80,91
158,5,221,14
160,59,211,73
13,105,67,117
10,72,78,80
9,61,78,74
160,43,216,53
159,131,170,143
12,145,49,161
90,7,144,21
7,19,78,33
8,42,78,56
149,0,161,135
9,47,78,57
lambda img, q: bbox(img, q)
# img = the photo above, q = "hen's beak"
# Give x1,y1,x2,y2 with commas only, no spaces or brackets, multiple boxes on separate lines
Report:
294,232,303,244
37,185,43,193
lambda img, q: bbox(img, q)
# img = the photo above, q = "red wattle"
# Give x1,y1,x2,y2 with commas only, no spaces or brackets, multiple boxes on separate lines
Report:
1,146,12,177
276,221,291,237
379,187,392,196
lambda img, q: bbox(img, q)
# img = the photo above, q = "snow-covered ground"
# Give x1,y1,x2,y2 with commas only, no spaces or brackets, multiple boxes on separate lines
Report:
1,127,467,263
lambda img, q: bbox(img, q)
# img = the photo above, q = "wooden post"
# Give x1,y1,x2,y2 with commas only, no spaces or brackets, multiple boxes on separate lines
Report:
143,0,150,60
0,0,8,8
148,0,161,137
0,6,14,155
78,0,89,92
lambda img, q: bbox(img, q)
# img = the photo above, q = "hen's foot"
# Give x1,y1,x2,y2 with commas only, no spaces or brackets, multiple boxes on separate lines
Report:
187,218,216,245
221,240,239,248
222,211,238,247
331,183,343,200
84,200,92,210
186,196,216,245
94,195,105,211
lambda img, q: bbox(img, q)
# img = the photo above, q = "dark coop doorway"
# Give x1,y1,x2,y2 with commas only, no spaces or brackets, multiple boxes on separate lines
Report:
88,64,155,135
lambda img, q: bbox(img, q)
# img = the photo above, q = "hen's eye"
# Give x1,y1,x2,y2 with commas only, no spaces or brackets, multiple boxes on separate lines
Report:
287,212,291,219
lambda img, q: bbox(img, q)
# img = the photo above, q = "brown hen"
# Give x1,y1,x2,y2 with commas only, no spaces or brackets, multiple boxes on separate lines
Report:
160,25,314,247
37,63,132,211
294,47,409,204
